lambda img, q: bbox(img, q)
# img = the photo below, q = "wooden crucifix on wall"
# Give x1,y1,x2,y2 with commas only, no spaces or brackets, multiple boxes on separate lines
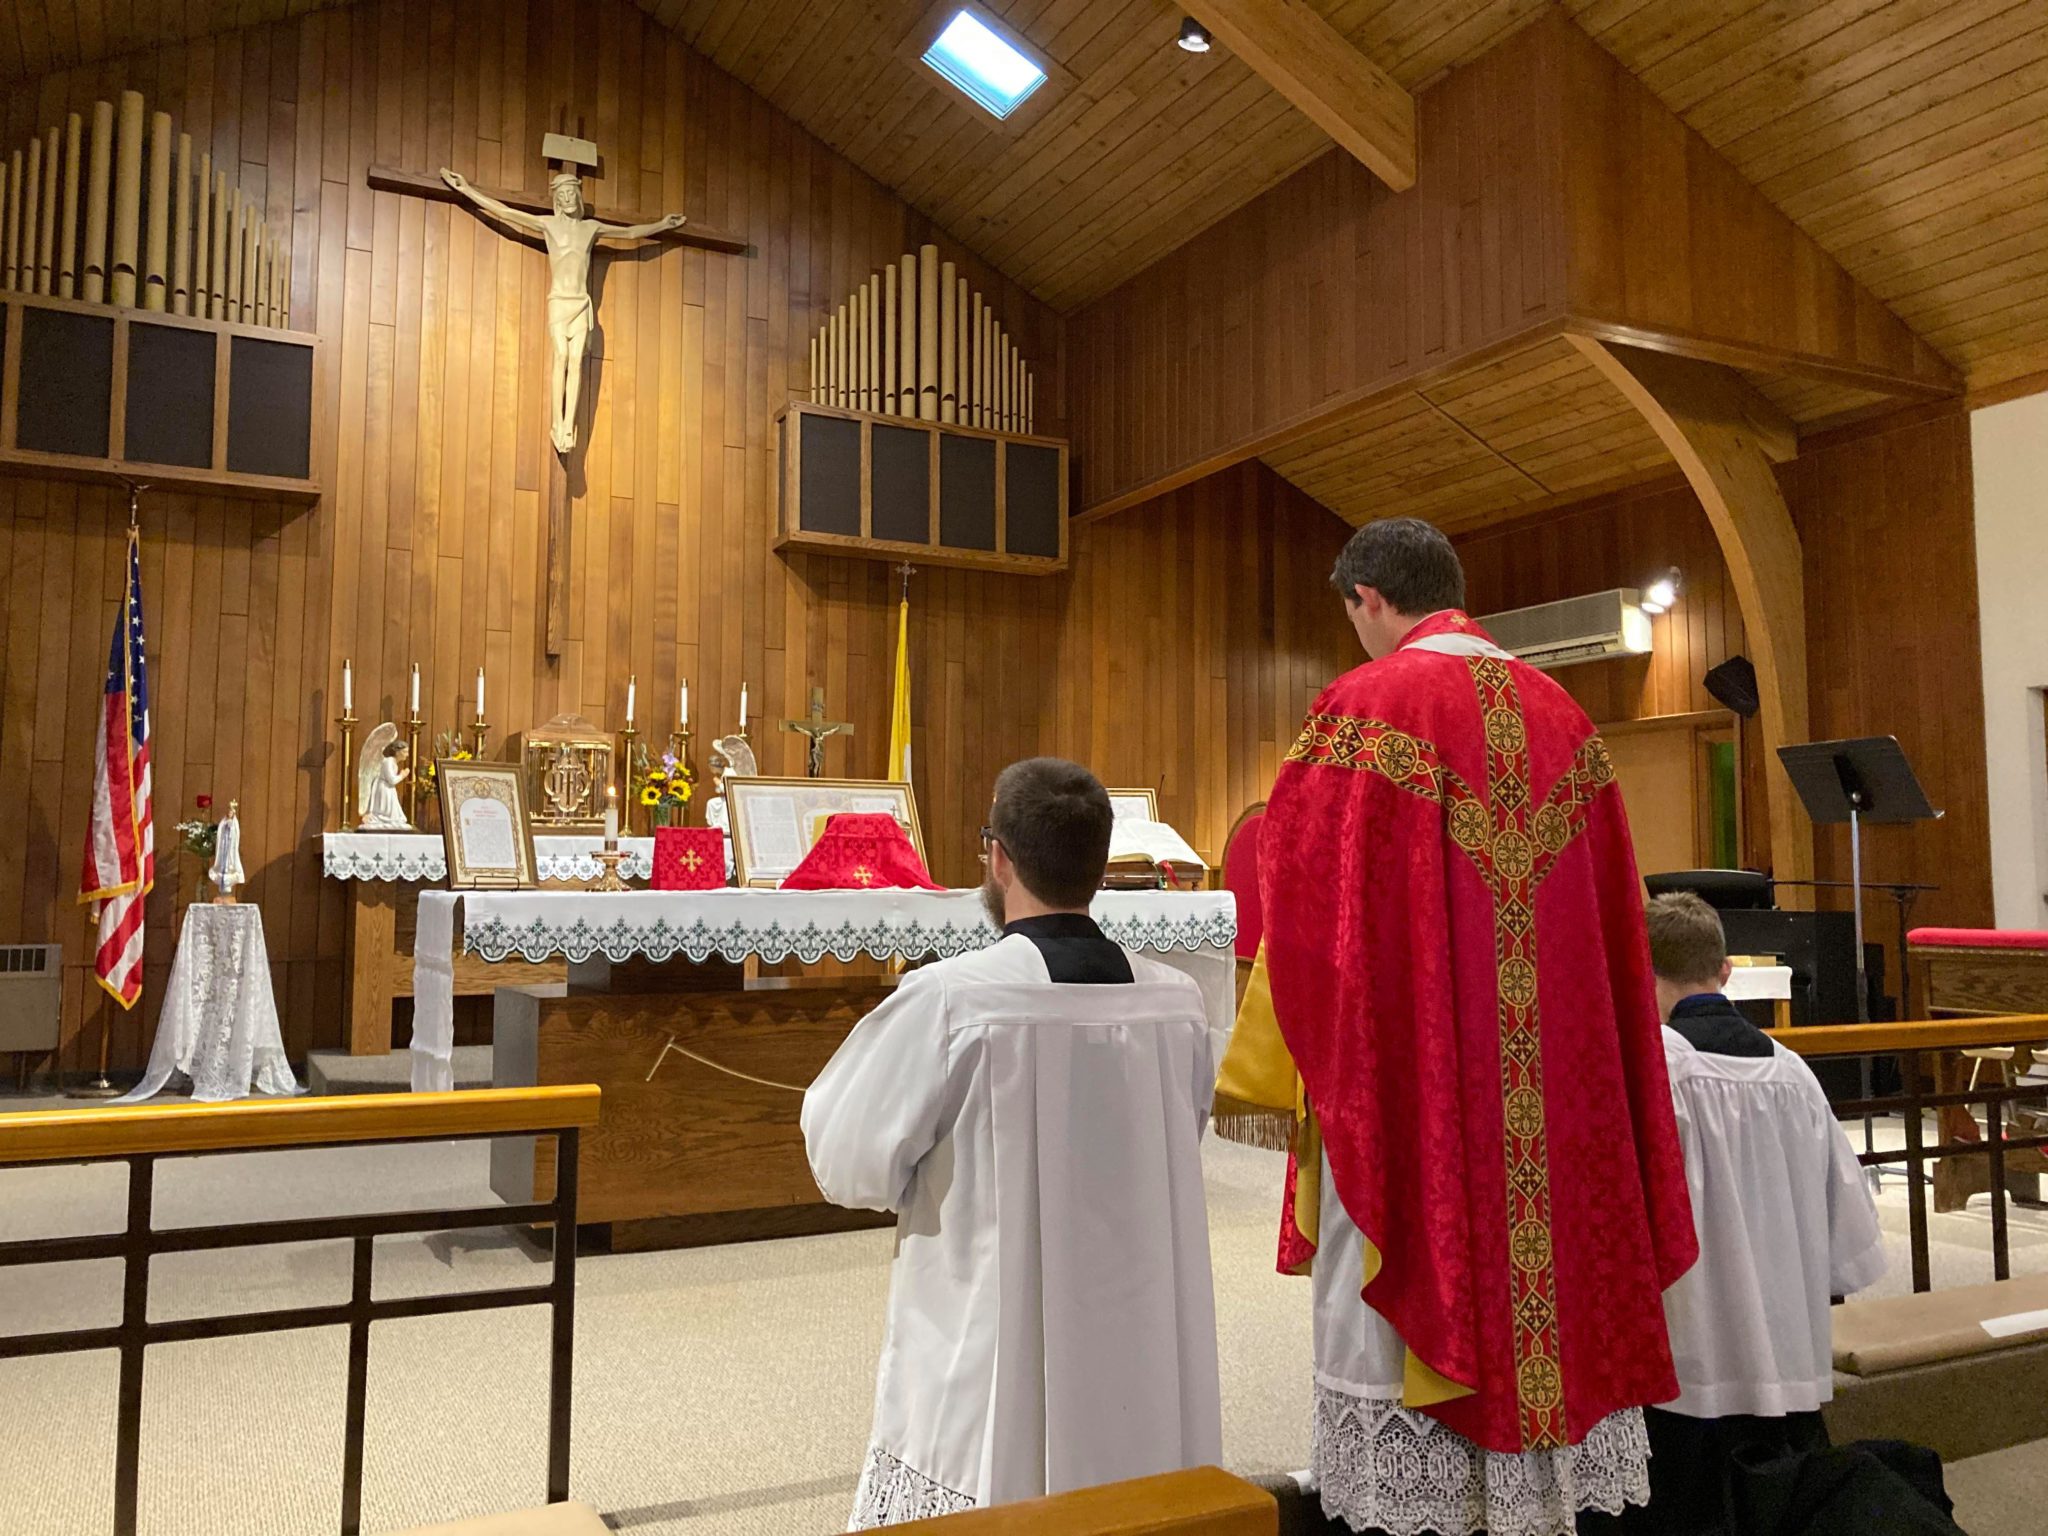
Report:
368,131,748,657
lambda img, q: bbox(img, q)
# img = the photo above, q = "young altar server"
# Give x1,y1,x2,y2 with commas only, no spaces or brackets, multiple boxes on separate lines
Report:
1632,891,1887,1534
802,758,1222,1529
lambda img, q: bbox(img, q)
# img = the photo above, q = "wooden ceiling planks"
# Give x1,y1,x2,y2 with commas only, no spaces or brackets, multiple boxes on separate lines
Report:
1576,0,2048,390
1259,336,1675,533
13,2,2043,388
642,1,1547,311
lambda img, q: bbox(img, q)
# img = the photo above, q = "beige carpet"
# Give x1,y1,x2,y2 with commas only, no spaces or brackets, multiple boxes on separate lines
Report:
0,1111,2036,1534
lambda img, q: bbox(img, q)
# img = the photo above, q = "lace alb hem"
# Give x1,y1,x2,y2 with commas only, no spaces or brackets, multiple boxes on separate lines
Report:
1312,1384,1650,1536
848,1445,976,1530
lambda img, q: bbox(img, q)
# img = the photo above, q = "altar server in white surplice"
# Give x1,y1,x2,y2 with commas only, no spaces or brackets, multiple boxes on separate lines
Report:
1621,893,1887,1536
803,758,1223,1530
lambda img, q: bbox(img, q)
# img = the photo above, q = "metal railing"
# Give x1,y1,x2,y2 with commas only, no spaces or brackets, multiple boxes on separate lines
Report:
1773,1015,2048,1293
0,1085,601,1536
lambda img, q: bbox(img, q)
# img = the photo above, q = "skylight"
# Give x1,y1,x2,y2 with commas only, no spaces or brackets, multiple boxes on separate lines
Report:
922,10,1048,120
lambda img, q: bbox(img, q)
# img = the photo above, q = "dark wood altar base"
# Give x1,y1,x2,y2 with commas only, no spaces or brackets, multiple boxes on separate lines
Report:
489,967,897,1246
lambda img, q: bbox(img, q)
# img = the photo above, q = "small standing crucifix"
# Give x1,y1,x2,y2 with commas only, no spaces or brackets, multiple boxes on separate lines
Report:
781,687,855,778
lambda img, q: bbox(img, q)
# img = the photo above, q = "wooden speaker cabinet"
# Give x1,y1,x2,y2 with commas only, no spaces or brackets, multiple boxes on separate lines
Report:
0,293,320,500
774,399,1067,574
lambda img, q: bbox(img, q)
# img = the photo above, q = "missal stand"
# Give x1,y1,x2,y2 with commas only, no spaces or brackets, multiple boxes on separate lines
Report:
1778,737,1943,1181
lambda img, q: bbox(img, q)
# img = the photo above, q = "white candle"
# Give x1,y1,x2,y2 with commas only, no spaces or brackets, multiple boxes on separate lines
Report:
603,785,619,847
680,678,689,729
475,667,485,721
738,680,747,730
409,662,420,716
626,674,636,726
342,659,352,713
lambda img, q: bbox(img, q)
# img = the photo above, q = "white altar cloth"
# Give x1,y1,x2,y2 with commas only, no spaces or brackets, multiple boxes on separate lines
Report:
410,888,1238,1092
118,905,303,1104
323,830,658,884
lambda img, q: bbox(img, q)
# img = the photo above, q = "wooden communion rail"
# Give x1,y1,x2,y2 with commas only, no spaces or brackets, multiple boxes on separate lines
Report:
0,1085,601,1536
1774,1015,2048,1292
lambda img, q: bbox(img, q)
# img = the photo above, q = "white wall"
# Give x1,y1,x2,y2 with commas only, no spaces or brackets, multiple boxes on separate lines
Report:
1973,392,2048,928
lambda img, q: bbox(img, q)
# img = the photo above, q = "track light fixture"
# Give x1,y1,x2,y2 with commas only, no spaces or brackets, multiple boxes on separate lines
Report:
1177,17,1212,53
1639,567,1682,615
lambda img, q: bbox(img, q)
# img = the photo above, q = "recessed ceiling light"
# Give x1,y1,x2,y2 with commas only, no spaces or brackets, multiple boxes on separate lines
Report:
923,10,1049,121
1177,17,1212,53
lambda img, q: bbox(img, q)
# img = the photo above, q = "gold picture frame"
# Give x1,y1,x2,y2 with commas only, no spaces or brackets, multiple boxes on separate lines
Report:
725,776,926,889
1105,787,1160,823
437,759,540,889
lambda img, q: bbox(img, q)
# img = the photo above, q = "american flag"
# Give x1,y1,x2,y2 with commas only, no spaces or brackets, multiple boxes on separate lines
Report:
79,526,154,1008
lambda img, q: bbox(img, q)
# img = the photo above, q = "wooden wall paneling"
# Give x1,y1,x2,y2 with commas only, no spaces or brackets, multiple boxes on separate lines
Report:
1453,406,1993,970
0,0,1350,1074
1068,34,1575,517
1546,11,1957,402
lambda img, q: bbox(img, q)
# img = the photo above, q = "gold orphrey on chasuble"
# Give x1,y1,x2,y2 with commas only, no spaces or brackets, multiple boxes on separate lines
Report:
1284,659,1617,1451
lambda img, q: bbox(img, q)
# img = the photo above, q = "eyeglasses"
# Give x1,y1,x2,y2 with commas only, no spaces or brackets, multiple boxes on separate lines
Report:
979,825,998,864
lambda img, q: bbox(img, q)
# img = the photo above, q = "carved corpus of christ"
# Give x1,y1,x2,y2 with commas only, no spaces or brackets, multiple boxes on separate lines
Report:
439,166,684,454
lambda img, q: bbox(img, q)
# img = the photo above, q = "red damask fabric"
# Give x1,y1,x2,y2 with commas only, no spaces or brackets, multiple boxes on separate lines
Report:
653,827,726,890
1261,610,1697,1455
779,812,942,891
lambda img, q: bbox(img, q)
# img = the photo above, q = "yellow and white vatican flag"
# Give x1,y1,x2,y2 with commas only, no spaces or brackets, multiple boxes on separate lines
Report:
887,575,913,787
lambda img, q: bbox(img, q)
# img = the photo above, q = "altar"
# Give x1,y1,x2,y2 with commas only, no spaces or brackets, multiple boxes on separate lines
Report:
411,886,1237,1248
323,831,662,1056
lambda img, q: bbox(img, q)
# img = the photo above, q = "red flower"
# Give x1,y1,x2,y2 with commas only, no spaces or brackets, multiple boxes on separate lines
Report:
196,794,213,809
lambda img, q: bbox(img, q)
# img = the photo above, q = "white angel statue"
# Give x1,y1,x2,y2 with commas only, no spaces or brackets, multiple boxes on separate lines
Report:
356,723,414,831
701,734,758,883
209,798,246,902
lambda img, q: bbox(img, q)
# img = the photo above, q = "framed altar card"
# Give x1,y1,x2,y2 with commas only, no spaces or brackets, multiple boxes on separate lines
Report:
437,760,540,889
1105,788,1160,822
726,776,924,888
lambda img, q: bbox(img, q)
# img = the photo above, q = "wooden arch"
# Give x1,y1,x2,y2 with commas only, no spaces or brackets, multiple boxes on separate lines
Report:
1568,335,1815,893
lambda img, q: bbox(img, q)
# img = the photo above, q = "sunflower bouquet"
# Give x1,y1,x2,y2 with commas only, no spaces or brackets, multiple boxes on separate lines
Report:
639,751,695,828
411,731,473,829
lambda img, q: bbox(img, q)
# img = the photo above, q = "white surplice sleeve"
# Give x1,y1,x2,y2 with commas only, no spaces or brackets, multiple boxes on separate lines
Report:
1824,1107,1887,1295
802,971,953,1213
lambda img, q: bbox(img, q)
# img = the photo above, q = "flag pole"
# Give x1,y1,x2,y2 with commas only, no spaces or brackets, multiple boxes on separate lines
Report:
69,481,151,1099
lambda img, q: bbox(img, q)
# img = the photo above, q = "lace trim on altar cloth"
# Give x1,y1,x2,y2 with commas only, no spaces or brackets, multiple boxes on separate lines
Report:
321,840,656,884
848,1445,976,1530
460,906,1236,968
1312,1385,1650,1536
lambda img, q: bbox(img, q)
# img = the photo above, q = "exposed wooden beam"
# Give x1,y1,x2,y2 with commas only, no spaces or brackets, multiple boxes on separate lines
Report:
1182,0,1415,191
1569,335,1815,895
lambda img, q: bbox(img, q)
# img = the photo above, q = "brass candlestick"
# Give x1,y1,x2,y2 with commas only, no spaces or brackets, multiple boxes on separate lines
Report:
404,709,423,825
591,849,628,892
337,706,359,829
471,717,490,760
620,723,639,837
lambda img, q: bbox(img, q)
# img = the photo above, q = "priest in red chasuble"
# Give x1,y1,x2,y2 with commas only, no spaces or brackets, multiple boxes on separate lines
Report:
1217,519,1697,1536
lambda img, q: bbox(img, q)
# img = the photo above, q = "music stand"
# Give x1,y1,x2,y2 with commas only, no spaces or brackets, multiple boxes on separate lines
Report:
1778,737,1943,1178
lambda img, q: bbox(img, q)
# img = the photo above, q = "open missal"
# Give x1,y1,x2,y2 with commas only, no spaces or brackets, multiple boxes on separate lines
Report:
1104,819,1206,889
